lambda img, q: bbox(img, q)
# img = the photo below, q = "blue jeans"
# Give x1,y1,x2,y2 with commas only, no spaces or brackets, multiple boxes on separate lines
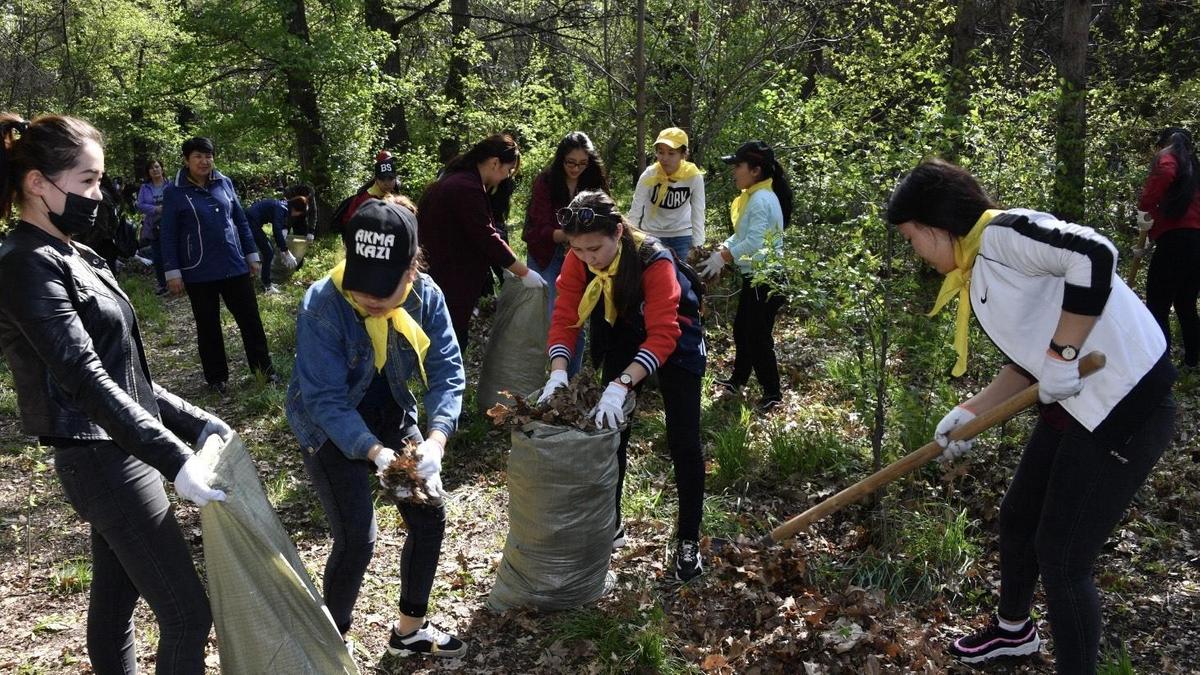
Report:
54,442,212,674
528,249,584,376
659,235,692,262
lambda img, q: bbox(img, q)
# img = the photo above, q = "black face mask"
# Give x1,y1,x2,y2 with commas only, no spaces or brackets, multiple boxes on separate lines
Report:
42,180,101,236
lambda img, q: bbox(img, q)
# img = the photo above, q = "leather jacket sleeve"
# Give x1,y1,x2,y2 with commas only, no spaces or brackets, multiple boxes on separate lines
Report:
153,382,214,448
0,251,194,478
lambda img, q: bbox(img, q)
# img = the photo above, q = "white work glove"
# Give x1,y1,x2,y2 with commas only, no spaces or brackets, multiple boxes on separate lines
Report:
698,250,726,279
1038,352,1083,404
306,233,315,242
195,417,232,448
424,473,444,501
537,369,569,404
593,381,628,429
935,406,978,462
280,250,298,270
414,437,444,480
174,448,226,507
372,446,398,475
1136,210,1153,233
521,269,547,289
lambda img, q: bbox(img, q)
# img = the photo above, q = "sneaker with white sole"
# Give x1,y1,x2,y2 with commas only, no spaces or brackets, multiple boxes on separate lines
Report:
948,615,1041,664
673,539,703,581
612,524,626,550
387,620,466,658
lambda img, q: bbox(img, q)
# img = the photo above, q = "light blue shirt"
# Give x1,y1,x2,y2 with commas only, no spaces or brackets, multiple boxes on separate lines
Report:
722,189,784,274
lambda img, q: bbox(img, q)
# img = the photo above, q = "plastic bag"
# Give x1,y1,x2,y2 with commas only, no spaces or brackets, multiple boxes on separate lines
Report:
476,273,550,412
198,434,359,674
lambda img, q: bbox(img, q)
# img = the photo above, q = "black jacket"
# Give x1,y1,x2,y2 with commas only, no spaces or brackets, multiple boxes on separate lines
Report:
0,222,210,479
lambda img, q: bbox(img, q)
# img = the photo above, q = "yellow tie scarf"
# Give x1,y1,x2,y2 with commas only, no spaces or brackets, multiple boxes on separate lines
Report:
926,209,1004,376
643,160,704,213
730,178,774,232
329,261,430,383
574,230,647,327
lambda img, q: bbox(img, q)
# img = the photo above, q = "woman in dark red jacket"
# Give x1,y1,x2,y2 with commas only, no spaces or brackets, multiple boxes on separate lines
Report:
417,134,545,353
1138,126,1200,369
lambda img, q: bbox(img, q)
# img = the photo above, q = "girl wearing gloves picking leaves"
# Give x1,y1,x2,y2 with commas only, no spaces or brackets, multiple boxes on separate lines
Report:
286,198,467,658
538,190,707,581
888,159,1176,673
698,140,794,413
627,127,706,261
0,112,231,674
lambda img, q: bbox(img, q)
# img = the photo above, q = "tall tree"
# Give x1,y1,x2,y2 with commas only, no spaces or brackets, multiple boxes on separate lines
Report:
281,0,332,219
943,0,980,161
1054,0,1090,221
439,0,470,163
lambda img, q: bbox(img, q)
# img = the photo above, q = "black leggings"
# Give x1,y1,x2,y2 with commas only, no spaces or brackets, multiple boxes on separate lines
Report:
54,442,212,675
607,361,705,542
302,422,446,634
997,397,1175,674
1145,228,1200,367
731,274,785,398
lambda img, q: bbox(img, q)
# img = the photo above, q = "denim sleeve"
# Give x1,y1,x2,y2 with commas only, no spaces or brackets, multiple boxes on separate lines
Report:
418,280,465,438
294,309,379,459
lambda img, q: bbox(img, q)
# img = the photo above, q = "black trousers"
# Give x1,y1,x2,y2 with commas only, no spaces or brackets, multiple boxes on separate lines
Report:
301,411,446,634
250,227,275,288
1145,228,1200,367
183,273,274,385
54,442,212,675
997,397,1175,674
605,360,705,542
730,273,785,398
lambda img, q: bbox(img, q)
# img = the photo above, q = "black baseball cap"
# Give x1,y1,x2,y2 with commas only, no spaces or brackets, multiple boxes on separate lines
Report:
721,140,774,165
374,150,397,179
343,199,419,298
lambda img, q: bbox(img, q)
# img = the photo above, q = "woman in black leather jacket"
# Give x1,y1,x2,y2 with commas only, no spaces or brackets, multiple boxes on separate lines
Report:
0,113,229,674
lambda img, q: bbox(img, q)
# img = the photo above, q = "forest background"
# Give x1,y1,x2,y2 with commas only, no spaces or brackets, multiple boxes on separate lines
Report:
2,0,1200,673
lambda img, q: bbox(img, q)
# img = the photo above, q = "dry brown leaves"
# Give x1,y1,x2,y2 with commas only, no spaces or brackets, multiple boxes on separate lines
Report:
379,439,438,505
486,369,607,431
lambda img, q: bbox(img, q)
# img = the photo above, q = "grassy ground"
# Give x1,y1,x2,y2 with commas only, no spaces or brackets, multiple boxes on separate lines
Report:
1,238,1198,673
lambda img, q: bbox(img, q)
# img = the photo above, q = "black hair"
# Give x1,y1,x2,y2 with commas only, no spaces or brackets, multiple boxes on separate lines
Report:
545,131,611,207
886,158,997,236
1,112,104,221
489,176,515,226
561,190,645,317
738,147,794,227
181,137,214,156
1154,127,1199,221
442,134,520,175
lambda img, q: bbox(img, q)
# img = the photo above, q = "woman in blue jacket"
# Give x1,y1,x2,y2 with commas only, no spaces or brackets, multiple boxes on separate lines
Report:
244,195,305,293
698,140,793,412
286,198,467,659
159,137,274,392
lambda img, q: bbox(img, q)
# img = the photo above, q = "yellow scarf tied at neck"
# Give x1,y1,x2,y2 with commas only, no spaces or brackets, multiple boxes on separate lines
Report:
574,230,647,327
643,160,704,213
730,178,774,233
330,260,430,383
926,209,1004,376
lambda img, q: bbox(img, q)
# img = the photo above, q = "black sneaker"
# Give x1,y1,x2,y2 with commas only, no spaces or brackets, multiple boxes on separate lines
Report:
713,377,742,394
673,539,703,581
387,621,467,658
948,616,1041,664
755,396,782,414
207,381,228,394
612,524,626,550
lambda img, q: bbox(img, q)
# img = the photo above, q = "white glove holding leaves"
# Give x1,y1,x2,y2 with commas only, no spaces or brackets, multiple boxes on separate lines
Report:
1038,352,1083,404
935,406,978,462
372,446,397,475
537,369,569,405
1136,210,1154,233
174,443,226,507
593,381,628,429
521,269,548,289
698,250,726,279
414,437,444,480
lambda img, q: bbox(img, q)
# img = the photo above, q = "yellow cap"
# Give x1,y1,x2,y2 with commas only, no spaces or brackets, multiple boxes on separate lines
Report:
653,127,689,149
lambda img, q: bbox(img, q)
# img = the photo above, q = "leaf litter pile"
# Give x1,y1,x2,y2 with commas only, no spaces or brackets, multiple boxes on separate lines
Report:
379,439,440,505
487,368,628,431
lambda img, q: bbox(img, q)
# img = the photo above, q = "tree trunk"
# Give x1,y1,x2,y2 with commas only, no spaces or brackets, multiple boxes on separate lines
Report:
634,0,647,178
366,0,411,152
1054,0,1089,222
943,0,979,161
439,0,470,164
282,0,332,227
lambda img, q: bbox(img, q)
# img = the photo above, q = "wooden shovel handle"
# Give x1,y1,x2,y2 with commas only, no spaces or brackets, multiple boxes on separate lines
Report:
760,351,1106,546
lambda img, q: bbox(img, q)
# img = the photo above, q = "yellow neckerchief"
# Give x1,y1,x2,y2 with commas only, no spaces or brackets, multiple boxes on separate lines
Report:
574,229,647,327
329,260,429,383
643,160,703,213
367,183,386,198
926,209,1004,376
730,178,773,233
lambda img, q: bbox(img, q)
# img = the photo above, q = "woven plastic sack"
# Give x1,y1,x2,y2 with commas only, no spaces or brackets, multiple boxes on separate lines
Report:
487,395,631,611
198,434,359,674
476,273,550,412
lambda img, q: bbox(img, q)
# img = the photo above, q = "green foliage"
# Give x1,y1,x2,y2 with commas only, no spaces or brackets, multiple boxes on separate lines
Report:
1097,644,1136,675
51,558,92,595
707,405,753,486
553,603,689,674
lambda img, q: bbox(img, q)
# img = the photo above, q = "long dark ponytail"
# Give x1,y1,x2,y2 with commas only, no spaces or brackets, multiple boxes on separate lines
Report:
742,150,794,227
1156,127,1199,220
442,134,521,175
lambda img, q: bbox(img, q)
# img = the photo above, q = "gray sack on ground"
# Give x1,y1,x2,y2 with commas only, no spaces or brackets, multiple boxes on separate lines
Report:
487,396,631,611
198,434,359,675
476,273,550,412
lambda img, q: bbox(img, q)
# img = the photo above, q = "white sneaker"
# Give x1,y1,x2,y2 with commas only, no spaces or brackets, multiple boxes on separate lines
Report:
263,284,281,295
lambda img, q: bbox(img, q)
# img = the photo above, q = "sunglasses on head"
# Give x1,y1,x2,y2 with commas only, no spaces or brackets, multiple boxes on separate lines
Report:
557,206,618,228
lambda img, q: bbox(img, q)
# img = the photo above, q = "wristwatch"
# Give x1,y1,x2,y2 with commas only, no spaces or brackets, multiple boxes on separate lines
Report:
617,372,635,388
1049,340,1078,361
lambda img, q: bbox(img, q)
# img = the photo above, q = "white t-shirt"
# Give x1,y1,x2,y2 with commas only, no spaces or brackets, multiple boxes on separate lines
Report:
627,166,706,245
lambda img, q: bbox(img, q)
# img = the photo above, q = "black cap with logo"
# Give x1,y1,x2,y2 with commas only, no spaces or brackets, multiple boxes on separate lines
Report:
343,199,418,298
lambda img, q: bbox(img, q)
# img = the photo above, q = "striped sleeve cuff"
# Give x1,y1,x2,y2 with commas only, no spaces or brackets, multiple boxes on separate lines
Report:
633,348,661,375
549,344,573,362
